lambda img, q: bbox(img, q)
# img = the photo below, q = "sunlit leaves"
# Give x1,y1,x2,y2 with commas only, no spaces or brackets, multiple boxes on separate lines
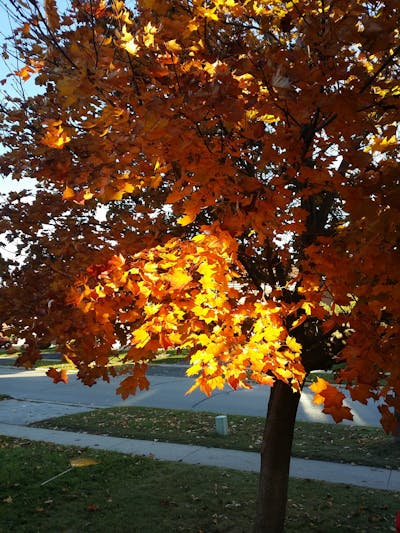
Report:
68,225,307,398
41,122,71,150
15,64,36,81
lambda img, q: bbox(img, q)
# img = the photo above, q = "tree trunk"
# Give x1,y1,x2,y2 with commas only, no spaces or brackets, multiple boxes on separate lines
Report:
253,380,301,533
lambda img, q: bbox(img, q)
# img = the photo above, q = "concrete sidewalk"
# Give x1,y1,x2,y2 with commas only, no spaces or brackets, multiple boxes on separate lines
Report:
0,421,399,492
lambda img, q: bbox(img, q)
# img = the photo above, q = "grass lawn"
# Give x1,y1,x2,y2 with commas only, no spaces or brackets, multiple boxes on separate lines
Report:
33,406,400,470
1,436,399,532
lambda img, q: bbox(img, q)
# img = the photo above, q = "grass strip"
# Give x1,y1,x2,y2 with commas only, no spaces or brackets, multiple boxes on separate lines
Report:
0,353,188,370
1,436,399,532
0,394,11,401
33,406,400,470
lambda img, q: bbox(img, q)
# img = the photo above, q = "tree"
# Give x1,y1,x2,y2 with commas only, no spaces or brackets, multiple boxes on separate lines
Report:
0,0,399,530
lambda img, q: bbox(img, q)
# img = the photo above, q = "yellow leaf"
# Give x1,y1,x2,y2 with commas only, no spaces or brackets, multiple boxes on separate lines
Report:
144,302,162,316
309,377,329,405
192,234,206,243
309,377,329,394
132,328,151,348
142,22,158,48
198,6,219,20
197,261,215,278
286,335,301,353
168,331,182,344
83,189,93,201
301,302,313,315
178,213,195,226
275,367,293,380
70,457,98,468
123,39,139,56
167,268,192,290
366,135,397,153
165,39,182,53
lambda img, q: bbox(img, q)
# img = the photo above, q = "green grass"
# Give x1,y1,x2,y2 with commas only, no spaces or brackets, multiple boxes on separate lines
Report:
0,394,11,401
0,436,399,532
0,349,188,370
0,352,17,358
32,359,75,370
33,406,400,470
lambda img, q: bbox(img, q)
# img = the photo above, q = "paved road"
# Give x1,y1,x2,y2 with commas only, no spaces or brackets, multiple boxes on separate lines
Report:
0,365,384,427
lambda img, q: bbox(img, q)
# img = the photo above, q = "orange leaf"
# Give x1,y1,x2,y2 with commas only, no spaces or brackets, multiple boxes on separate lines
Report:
62,185,75,200
16,65,35,81
46,368,68,384
309,376,329,395
310,379,353,422
41,126,71,149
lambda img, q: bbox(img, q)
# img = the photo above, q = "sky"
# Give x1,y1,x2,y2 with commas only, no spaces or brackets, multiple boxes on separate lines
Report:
0,1,38,195
0,1,69,196
0,2,75,264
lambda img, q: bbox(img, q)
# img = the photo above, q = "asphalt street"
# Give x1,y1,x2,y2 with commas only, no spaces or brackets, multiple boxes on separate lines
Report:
0,364,383,427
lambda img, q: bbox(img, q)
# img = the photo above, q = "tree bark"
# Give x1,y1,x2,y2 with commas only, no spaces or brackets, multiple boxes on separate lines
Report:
253,380,301,533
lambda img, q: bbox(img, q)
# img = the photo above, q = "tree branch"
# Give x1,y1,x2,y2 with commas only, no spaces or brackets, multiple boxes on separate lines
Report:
360,44,400,94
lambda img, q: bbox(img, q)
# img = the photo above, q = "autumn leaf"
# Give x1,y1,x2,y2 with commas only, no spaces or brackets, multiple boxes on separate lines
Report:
132,327,151,348
62,186,75,200
122,39,139,56
86,504,99,512
15,65,35,81
46,368,68,384
44,0,60,30
70,457,98,467
116,372,150,399
41,125,71,149
166,268,192,290
165,39,182,53
310,378,353,423
177,213,196,226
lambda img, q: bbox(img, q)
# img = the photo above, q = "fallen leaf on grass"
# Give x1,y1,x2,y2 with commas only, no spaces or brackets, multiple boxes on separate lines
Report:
159,499,178,506
70,457,98,467
41,457,99,485
86,504,99,512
